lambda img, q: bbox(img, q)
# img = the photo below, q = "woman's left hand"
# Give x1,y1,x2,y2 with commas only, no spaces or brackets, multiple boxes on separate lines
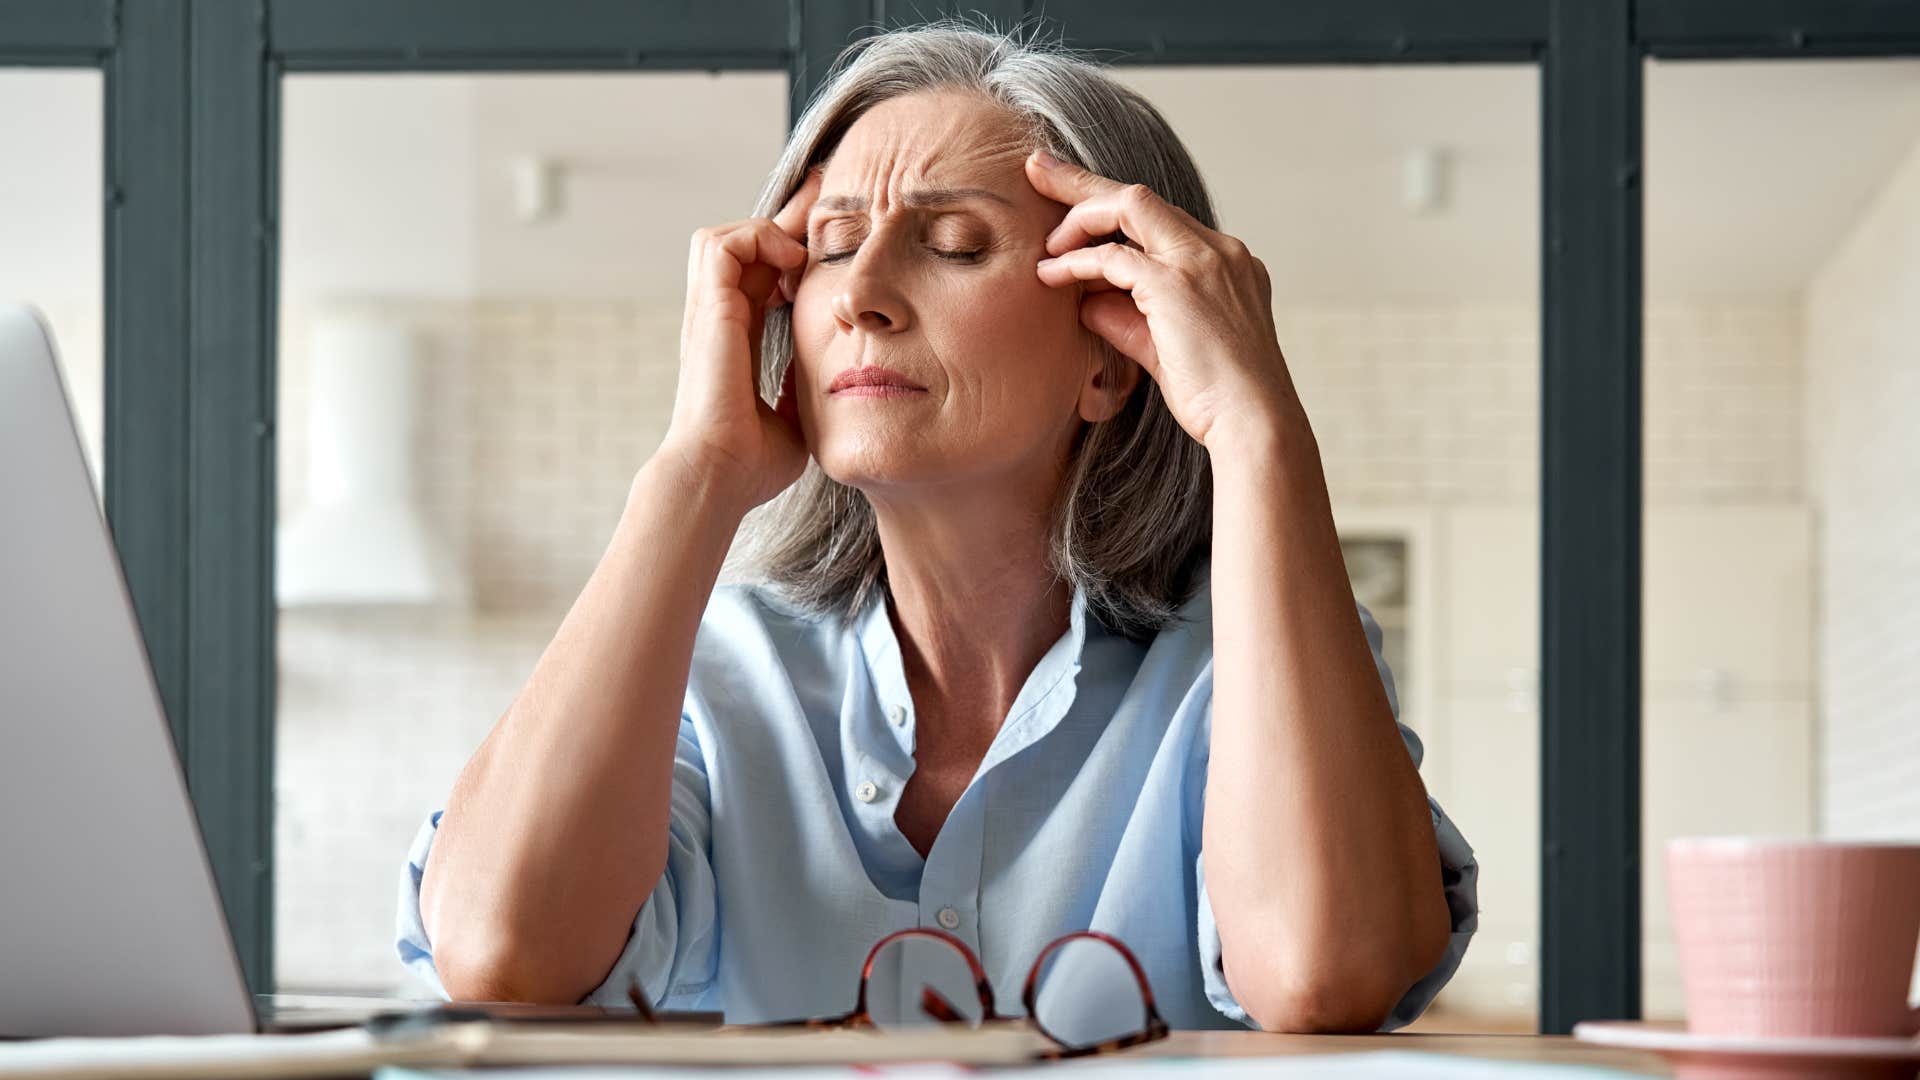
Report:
1026,148,1302,453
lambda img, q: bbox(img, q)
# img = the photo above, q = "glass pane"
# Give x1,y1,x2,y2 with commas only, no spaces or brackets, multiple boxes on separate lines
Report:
1642,57,1920,1021
0,68,104,499
273,72,790,994
1114,64,1541,1031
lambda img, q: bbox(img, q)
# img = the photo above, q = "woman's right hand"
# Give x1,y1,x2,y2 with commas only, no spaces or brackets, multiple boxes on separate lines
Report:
655,166,824,511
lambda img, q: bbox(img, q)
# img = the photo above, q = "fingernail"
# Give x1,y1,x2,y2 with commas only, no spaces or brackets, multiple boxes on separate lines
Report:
1034,148,1060,169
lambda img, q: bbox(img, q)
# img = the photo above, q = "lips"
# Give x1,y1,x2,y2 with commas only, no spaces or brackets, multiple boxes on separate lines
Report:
828,366,927,394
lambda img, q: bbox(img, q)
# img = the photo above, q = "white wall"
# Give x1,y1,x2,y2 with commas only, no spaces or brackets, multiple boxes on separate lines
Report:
0,69,103,490
1806,135,1920,841
278,72,787,304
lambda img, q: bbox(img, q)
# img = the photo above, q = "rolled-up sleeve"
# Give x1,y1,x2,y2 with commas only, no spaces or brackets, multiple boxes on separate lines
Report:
1192,600,1480,1030
393,715,721,1009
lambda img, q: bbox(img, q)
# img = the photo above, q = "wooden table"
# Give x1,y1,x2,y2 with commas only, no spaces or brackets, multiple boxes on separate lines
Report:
1129,1030,1670,1074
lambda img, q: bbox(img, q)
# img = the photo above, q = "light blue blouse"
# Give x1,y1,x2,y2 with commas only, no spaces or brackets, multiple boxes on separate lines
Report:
395,559,1479,1030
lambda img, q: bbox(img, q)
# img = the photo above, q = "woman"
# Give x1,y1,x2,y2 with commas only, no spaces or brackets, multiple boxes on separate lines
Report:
397,19,1478,1035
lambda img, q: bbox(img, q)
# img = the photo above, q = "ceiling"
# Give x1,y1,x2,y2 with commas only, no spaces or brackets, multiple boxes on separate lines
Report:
10,57,1920,306
1118,57,1920,302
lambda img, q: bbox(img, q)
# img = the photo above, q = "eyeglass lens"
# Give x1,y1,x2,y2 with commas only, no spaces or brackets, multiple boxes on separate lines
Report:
864,934,990,1029
1029,936,1152,1051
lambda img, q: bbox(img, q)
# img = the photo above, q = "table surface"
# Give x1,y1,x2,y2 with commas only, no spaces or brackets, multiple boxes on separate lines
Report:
1133,1030,1670,1074
260,997,1672,1075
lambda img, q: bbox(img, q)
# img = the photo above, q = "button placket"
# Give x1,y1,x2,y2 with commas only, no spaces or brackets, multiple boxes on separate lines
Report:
916,790,985,944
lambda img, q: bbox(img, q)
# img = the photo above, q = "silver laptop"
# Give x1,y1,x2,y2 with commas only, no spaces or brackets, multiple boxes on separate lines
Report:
0,303,432,1037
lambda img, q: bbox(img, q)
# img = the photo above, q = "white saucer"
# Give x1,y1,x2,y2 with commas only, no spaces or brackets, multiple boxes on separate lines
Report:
1574,1020,1920,1079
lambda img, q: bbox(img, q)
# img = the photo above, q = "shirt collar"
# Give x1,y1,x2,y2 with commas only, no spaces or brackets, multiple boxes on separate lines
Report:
855,576,1091,762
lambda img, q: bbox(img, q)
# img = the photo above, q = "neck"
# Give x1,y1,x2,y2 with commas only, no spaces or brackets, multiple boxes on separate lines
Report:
867,474,1074,733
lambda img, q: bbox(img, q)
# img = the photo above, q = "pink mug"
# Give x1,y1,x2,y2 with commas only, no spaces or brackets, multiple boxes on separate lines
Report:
1666,837,1920,1038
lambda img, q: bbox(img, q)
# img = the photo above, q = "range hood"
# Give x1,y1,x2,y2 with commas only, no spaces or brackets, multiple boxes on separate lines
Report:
276,312,471,607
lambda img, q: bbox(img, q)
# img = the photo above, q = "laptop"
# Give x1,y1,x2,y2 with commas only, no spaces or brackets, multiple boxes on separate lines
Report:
0,303,457,1037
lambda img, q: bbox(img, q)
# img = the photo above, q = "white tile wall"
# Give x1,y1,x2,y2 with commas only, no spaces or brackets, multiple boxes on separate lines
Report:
1285,302,1805,508
272,295,1814,995
275,607,564,992
275,298,682,991
1806,136,1920,842
278,298,685,612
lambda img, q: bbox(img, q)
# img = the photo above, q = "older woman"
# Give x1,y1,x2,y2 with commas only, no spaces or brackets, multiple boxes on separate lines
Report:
397,20,1477,1035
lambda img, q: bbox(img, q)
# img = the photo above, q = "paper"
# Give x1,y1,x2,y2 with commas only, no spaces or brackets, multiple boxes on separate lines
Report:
374,1060,975,1068
377,1050,1653,1080
0,1027,445,1080
0,1020,1046,1079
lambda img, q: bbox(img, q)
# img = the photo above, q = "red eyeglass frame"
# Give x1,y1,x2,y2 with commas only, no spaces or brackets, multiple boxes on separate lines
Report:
796,926,1171,1058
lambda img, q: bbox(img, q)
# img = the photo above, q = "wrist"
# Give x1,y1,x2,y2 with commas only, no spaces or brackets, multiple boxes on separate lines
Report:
1203,398,1316,470
630,447,760,524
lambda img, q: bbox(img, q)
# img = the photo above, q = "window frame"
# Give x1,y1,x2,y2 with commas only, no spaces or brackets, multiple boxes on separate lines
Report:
4,0,1915,1031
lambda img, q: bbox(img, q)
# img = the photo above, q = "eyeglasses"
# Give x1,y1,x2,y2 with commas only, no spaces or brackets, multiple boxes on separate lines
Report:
718,926,1171,1059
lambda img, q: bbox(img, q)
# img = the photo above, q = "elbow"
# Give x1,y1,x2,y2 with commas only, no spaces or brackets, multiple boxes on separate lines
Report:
1232,962,1404,1034
1225,907,1452,1034
434,927,600,1006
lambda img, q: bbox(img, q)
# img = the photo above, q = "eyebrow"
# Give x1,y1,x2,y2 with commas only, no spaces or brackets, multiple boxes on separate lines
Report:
811,187,1015,215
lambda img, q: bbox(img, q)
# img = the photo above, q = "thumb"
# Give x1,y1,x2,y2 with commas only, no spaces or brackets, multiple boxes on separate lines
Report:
1079,291,1158,379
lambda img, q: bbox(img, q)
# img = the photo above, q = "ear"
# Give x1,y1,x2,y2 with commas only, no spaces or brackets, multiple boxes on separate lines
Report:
1076,346,1142,424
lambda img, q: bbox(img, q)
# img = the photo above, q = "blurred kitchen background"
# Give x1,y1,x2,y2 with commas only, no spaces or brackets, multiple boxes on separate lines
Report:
4,56,1916,1030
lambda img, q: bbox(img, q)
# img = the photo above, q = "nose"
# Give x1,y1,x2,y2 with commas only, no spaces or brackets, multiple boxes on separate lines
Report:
828,240,911,335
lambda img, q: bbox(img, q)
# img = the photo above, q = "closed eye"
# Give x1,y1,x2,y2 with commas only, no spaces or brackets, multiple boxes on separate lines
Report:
818,247,984,264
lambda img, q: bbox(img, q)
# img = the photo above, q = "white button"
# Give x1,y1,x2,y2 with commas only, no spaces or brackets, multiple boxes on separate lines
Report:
936,907,960,930
855,780,879,803
888,704,908,726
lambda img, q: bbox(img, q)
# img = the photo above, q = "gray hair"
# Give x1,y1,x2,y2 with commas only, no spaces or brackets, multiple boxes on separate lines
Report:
728,13,1215,642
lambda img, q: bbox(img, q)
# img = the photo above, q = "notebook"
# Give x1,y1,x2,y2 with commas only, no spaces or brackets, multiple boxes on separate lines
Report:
0,1019,1053,1079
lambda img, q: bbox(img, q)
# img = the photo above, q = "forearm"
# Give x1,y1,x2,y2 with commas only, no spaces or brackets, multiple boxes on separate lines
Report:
1201,412,1450,1032
420,453,753,1004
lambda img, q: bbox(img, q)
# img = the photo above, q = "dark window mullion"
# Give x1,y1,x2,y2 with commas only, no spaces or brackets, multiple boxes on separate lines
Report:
1540,0,1643,1035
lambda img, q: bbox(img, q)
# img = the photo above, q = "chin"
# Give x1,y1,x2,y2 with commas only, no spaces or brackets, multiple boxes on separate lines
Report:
813,430,948,492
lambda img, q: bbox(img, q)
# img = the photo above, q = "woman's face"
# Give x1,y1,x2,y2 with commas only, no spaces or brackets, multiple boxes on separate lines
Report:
788,90,1117,499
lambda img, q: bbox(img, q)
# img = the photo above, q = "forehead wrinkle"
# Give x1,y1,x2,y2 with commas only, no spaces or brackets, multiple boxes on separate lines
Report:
814,187,1015,214
811,95,1036,221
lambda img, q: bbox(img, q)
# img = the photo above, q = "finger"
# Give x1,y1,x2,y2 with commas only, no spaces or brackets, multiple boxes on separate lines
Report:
1034,242,1159,294
687,221,803,334
702,229,780,402
1025,150,1202,257
710,220,807,305
1042,189,1211,260
713,216,810,273
1079,290,1159,377
685,225,799,403
772,168,825,303
773,165,826,240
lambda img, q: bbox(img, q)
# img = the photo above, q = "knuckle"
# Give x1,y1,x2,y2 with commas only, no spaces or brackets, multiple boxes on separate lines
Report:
1121,183,1158,208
